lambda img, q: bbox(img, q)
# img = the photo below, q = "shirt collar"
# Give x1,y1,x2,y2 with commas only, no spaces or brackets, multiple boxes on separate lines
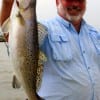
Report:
55,14,86,28
55,14,70,27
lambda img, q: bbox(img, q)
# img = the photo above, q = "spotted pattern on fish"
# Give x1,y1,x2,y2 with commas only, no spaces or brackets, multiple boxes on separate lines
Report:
36,23,48,91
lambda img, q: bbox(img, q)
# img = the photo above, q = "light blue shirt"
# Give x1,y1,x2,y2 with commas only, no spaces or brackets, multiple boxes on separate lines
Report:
38,15,100,100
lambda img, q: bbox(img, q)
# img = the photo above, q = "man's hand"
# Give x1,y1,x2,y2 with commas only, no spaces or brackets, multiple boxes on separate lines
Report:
0,0,14,26
4,32,9,42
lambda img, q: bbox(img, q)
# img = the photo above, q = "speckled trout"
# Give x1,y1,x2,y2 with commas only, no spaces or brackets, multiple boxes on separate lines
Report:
8,0,46,100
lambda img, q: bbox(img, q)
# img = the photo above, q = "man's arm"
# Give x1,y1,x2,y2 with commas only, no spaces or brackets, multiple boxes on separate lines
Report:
0,0,14,26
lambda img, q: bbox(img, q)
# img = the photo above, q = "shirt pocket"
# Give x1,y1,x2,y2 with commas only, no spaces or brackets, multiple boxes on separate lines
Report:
49,35,72,61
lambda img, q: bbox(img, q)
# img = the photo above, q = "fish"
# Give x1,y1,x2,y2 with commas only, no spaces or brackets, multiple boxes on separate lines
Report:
7,0,46,100
11,22,47,91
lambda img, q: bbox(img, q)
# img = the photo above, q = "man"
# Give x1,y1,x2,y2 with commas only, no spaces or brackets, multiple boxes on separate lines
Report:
1,0,100,100
38,0,100,100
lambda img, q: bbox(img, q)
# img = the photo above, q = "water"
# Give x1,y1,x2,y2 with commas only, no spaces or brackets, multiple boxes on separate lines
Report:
0,42,27,100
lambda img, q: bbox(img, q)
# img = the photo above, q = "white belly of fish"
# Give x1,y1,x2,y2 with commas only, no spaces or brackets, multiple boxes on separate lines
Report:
9,14,28,81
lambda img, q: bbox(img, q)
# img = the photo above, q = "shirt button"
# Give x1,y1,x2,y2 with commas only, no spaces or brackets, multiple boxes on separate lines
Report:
88,67,90,69
83,50,85,53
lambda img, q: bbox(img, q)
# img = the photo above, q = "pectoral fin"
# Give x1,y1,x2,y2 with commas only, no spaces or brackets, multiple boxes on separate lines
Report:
12,74,21,89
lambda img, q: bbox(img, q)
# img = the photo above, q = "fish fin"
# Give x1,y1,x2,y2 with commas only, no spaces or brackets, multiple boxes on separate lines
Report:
36,51,47,91
36,23,48,91
38,22,48,46
12,74,21,89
